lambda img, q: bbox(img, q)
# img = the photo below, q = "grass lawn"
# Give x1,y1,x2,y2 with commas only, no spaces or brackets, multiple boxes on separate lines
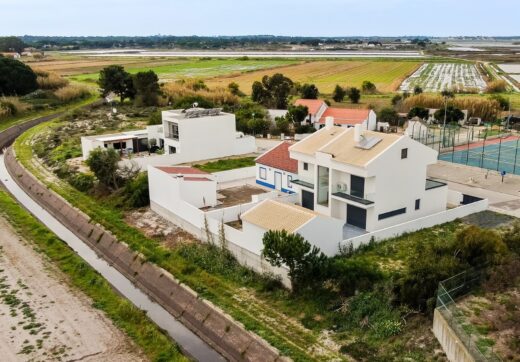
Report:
63,58,300,83
193,156,256,173
0,188,187,362
207,59,423,94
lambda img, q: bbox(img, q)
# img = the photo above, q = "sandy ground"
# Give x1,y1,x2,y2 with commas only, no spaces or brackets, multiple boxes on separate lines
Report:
0,216,147,362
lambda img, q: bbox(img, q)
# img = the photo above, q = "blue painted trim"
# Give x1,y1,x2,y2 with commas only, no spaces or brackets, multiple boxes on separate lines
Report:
281,188,295,194
256,179,275,189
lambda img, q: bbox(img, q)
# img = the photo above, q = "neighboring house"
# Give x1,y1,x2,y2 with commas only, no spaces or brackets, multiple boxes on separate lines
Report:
294,99,376,130
81,129,150,160
241,199,344,256
255,141,298,193
162,108,255,157
289,119,448,235
81,108,255,163
148,166,217,209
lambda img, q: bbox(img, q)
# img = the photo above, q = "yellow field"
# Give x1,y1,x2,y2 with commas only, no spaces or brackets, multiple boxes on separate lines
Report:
207,60,422,94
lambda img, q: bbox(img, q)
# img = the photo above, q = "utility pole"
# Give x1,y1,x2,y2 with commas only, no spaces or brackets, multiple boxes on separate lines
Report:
442,95,448,148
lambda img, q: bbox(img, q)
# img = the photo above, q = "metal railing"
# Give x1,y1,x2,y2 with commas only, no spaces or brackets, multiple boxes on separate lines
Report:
436,269,503,362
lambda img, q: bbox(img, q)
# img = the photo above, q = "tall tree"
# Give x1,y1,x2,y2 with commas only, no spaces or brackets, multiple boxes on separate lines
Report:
86,148,121,189
378,107,399,126
408,106,429,120
0,36,26,53
0,57,38,96
300,83,319,99
98,65,134,102
133,70,160,106
348,87,361,104
332,85,347,103
286,105,309,124
434,105,464,124
361,80,377,94
251,73,293,109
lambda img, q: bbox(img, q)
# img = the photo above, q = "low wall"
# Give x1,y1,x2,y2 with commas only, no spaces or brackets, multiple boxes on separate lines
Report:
433,309,475,362
5,148,285,362
213,167,256,183
342,199,489,249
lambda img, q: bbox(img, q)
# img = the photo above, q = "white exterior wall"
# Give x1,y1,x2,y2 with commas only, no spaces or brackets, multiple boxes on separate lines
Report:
179,179,218,208
366,136,441,231
146,125,164,146
80,137,103,160
296,216,344,256
256,164,297,193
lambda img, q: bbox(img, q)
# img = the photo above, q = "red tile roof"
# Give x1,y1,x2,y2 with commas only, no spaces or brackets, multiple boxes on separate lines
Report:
318,108,370,125
156,166,209,175
256,141,298,173
294,99,326,115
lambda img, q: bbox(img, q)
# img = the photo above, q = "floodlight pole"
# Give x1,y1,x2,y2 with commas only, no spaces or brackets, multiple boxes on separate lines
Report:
442,96,448,148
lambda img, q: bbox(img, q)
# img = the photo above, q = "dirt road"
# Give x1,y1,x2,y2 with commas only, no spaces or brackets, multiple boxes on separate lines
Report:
0,216,146,362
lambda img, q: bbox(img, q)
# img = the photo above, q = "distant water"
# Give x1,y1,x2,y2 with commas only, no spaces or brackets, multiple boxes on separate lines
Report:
62,49,425,58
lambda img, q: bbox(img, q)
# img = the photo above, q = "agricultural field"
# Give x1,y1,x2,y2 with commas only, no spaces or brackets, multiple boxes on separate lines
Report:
29,55,300,83
497,64,520,74
207,60,422,93
399,63,487,92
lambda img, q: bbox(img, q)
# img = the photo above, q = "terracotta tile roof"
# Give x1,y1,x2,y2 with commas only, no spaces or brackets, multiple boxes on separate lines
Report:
156,166,209,175
241,200,316,233
294,99,326,115
318,108,370,125
256,141,297,173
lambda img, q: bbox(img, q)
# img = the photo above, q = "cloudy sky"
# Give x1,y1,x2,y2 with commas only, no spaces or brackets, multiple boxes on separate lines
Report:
1,0,518,37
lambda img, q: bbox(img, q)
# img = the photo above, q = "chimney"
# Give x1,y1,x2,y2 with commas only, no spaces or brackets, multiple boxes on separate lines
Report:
354,124,362,143
325,116,334,130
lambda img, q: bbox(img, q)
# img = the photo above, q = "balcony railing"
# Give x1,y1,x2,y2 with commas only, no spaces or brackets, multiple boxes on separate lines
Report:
332,192,374,205
426,178,447,190
291,179,314,189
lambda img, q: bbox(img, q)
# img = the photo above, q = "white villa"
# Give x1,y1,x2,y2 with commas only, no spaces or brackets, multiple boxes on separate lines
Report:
80,107,256,165
289,118,448,237
294,99,377,131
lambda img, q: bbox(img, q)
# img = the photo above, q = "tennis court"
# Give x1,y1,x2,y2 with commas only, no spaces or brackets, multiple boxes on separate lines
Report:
439,137,520,175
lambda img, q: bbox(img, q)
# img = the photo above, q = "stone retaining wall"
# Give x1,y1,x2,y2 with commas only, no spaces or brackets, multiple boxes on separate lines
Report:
4,147,285,362
433,309,475,362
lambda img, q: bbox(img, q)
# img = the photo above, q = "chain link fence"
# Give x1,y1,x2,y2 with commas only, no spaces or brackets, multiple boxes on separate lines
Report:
436,269,503,362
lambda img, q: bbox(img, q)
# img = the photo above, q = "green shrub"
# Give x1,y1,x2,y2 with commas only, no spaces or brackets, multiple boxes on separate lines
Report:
68,173,95,192
456,225,507,267
331,257,384,296
123,172,149,208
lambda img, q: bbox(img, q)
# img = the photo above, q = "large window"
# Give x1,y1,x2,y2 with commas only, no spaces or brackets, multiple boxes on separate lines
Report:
167,122,179,140
350,175,365,198
378,207,406,220
259,167,267,180
317,166,329,207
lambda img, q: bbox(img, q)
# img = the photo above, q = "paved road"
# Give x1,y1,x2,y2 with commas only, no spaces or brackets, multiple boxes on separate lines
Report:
0,157,223,361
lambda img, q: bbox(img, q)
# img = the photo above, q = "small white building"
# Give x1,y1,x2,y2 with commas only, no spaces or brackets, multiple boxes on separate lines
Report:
81,108,255,165
162,108,255,158
81,129,150,160
289,119,448,236
294,99,377,131
148,166,217,210
241,199,344,257
255,141,298,193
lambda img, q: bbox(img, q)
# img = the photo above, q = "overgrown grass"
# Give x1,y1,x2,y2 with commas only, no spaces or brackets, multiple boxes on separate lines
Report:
0,188,187,362
193,157,256,173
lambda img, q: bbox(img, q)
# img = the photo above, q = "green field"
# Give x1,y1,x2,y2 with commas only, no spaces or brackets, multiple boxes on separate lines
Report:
67,58,300,82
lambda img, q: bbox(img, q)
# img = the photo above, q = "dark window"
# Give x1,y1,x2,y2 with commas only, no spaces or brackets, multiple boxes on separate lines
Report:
415,199,421,210
169,146,177,154
401,148,408,159
350,175,365,198
167,122,179,140
303,162,308,171
259,167,267,180
301,190,314,210
378,207,406,220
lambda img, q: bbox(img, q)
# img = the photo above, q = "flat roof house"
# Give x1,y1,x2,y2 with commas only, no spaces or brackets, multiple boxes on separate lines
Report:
255,141,298,193
80,130,149,160
162,108,255,159
289,119,448,238
294,99,377,131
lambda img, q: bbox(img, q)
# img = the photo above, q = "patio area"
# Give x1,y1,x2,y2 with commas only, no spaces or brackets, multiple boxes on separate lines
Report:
343,223,367,239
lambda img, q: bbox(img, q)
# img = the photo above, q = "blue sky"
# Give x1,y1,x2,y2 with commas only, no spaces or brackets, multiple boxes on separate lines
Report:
1,0,518,37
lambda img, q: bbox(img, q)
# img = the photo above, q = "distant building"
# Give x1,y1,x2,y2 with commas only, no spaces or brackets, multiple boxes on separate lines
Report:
293,99,377,130
255,141,298,193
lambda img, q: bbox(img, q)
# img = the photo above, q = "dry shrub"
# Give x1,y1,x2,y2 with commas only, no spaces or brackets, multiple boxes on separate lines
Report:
54,85,90,102
0,96,30,118
486,80,507,93
37,72,69,90
402,94,501,121
161,81,239,106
